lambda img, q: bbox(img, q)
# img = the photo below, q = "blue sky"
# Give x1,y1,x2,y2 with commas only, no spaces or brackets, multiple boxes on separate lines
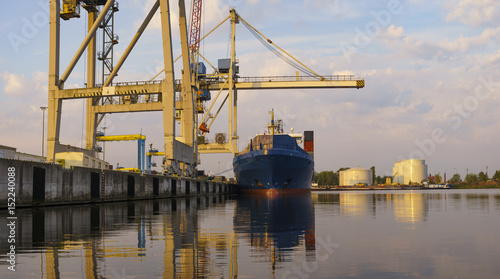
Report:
1,0,499,178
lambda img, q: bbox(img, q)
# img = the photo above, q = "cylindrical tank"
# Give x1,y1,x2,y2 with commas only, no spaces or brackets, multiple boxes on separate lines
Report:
404,159,427,184
392,161,405,184
339,167,373,186
392,164,399,184
403,161,412,184
392,159,428,185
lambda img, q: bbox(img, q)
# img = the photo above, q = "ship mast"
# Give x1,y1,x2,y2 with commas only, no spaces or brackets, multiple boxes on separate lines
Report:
267,109,283,135
268,109,274,135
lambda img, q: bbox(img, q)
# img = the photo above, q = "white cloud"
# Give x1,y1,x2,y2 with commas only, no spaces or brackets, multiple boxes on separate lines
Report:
1,70,46,97
445,0,500,26
136,0,237,34
486,50,500,66
438,27,500,52
379,24,500,60
301,0,360,20
1,71,31,96
385,25,404,39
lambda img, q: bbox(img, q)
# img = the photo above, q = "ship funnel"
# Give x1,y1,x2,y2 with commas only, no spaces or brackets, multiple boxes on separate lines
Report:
304,131,314,159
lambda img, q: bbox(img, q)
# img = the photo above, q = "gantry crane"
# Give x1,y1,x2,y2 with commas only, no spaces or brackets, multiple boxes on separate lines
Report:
95,134,146,172
48,0,197,176
47,1,364,177
146,145,165,173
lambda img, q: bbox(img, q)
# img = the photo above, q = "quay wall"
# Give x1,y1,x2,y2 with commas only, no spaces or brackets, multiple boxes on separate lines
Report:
0,158,236,208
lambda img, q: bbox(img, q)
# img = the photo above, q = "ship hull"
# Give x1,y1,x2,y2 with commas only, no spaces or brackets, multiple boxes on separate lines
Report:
233,149,314,193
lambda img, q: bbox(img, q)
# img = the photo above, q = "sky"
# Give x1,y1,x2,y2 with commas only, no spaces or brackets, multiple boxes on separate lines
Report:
1,0,499,179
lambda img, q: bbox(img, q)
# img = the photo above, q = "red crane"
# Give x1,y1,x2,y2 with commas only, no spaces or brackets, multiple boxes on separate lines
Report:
189,0,202,52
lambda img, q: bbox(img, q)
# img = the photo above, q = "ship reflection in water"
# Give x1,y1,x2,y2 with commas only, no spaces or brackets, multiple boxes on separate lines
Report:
234,194,316,267
1,190,500,278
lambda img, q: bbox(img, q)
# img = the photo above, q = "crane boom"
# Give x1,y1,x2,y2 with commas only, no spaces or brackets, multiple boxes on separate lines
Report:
189,0,202,51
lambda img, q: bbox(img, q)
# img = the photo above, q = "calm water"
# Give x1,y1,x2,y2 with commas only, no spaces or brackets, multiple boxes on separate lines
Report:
1,189,500,278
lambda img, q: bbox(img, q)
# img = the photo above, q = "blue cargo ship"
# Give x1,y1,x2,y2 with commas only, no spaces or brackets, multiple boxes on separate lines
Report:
233,111,314,194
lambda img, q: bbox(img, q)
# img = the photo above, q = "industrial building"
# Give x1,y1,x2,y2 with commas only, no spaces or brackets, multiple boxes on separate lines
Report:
392,159,428,185
339,167,373,186
0,145,45,163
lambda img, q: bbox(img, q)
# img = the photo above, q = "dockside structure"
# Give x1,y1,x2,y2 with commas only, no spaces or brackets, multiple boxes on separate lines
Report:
0,158,235,208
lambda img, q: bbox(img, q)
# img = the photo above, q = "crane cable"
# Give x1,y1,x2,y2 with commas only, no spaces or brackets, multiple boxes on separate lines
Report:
241,20,316,77
239,17,324,80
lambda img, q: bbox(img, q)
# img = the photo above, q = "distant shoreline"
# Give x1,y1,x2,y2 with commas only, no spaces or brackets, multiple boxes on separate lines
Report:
448,184,500,189
312,183,500,191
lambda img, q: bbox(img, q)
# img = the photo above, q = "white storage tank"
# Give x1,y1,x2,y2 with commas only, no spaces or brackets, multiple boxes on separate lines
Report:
405,159,427,184
392,161,405,184
339,167,373,186
392,159,428,185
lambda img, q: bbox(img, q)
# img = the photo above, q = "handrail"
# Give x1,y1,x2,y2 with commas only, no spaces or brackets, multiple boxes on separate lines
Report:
236,75,362,83
94,75,363,88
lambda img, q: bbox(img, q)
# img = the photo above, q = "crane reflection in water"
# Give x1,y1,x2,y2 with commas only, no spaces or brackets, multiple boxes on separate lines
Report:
0,194,316,278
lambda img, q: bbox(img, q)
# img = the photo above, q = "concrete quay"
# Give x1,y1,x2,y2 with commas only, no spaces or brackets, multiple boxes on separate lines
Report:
0,158,236,208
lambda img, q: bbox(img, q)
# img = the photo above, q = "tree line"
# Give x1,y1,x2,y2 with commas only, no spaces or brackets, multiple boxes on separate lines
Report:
447,170,500,184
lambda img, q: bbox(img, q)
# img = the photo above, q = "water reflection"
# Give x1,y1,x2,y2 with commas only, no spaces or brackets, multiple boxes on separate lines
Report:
0,197,235,278
1,190,500,278
234,194,316,267
339,193,370,217
310,190,500,278
313,191,429,223
392,193,427,223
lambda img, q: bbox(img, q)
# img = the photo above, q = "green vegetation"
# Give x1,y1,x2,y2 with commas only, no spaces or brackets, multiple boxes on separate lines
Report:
478,171,488,182
371,166,376,185
314,171,337,186
465,173,478,183
494,170,500,181
450,170,500,188
313,168,350,186
449,173,461,184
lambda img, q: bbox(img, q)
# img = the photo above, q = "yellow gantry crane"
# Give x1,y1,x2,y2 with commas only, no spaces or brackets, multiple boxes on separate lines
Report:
46,1,364,176
96,134,146,171
47,0,196,176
